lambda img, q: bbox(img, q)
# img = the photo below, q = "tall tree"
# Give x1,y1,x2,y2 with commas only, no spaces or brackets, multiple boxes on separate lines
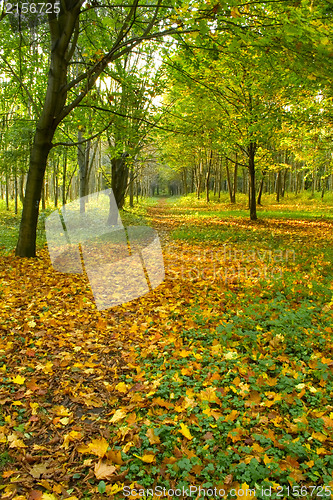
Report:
0,0,180,256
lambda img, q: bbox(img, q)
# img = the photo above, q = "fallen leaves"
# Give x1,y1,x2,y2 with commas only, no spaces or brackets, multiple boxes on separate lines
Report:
178,423,193,440
0,200,332,497
94,460,116,479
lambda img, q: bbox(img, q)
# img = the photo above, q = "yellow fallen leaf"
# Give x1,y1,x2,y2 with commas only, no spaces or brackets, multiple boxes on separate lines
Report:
12,375,25,385
225,410,239,422
146,428,161,445
63,431,83,449
87,437,109,458
54,405,71,416
77,444,91,454
110,409,127,423
42,494,58,500
179,423,193,440
122,441,135,453
115,382,128,393
107,484,124,495
133,453,155,463
29,463,49,479
106,449,123,465
94,460,117,480
7,433,26,448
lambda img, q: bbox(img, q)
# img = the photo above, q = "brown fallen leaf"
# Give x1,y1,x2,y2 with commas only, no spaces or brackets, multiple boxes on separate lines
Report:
28,463,49,479
94,460,117,479
28,491,43,500
146,428,160,445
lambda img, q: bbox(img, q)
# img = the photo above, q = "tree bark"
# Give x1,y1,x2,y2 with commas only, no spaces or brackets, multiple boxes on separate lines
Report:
257,175,265,206
248,143,257,220
129,165,134,207
206,150,212,203
276,170,281,203
111,153,129,210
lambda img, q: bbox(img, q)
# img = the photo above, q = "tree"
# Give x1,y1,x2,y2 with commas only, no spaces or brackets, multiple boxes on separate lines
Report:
0,0,180,257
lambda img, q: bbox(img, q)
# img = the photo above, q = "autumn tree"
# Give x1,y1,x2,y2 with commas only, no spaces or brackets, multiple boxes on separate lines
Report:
0,0,183,257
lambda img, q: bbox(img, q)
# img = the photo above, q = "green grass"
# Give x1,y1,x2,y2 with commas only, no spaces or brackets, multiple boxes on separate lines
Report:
0,201,53,255
164,192,333,218
0,197,153,255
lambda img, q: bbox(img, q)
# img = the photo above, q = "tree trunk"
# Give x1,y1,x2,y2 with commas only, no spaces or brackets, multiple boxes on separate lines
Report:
15,127,54,256
5,170,9,210
276,170,281,203
281,169,287,197
257,175,265,205
225,158,236,204
78,128,87,213
54,159,59,208
248,143,257,220
111,153,129,209
206,150,212,203
233,154,238,202
15,7,78,257
129,165,134,207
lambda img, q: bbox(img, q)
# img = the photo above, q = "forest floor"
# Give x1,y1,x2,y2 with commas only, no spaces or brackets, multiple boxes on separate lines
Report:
0,195,333,500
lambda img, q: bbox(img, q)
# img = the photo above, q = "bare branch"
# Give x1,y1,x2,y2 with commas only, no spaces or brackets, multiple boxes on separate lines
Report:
0,56,40,117
51,119,113,147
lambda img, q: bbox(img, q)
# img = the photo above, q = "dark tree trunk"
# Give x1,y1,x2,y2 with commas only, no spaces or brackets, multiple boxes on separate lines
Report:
281,169,287,197
15,4,79,257
129,166,134,207
111,153,129,209
226,158,234,204
276,170,281,202
233,154,238,202
257,174,265,206
248,143,257,221
16,127,54,256
206,150,212,203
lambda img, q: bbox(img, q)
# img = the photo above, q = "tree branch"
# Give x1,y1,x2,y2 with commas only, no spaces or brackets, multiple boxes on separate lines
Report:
51,119,113,147
0,56,40,117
